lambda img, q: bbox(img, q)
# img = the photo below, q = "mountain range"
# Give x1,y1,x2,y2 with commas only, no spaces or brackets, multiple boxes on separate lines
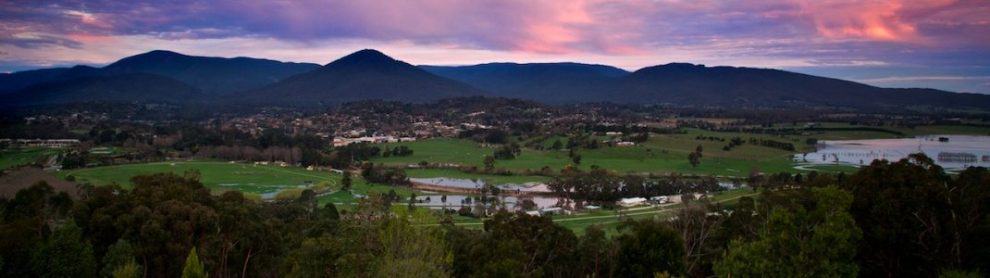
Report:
243,49,482,104
3,49,989,110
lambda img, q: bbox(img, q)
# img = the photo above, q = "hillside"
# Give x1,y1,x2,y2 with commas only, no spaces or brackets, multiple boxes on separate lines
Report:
103,50,319,95
616,63,990,109
421,62,627,103
245,49,482,104
3,73,201,106
0,50,318,96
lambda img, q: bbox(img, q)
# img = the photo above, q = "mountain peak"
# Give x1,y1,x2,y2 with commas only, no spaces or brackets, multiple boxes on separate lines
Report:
128,50,189,60
106,50,191,69
329,49,395,66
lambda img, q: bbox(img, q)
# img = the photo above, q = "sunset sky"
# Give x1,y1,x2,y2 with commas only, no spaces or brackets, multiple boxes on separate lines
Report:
1,0,988,93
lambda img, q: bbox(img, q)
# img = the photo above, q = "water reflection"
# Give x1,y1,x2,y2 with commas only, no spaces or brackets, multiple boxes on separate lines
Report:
796,135,990,170
414,194,568,210
408,177,550,192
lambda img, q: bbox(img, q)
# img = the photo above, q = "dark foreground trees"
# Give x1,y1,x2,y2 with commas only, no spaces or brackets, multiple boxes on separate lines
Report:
0,153,987,277
715,187,860,277
842,154,990,277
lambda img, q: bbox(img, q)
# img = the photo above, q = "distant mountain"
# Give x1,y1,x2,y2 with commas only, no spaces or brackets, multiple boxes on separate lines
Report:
0,50,319,96
3,49,989,110
421,62,627,103
245,49,482,104
103,50,319,95
4,73,201,106
615,63,990,109
0,66,102,94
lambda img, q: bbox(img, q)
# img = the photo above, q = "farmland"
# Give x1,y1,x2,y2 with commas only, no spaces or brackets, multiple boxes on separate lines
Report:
57,161,414,203
0,148,56,170
374,129,801,177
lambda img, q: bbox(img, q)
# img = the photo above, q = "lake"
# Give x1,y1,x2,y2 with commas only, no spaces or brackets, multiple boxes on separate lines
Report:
795,135,990,171
408,177,551,193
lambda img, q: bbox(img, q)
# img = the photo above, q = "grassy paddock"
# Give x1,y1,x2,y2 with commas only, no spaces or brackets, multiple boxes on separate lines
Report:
0,148,57,170
58,161,417,203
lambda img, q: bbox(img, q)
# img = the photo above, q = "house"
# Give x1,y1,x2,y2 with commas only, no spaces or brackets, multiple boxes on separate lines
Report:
649,196,669,204
616,141,636,147
618,197,647,207
539,207,569,215
2,139,80,148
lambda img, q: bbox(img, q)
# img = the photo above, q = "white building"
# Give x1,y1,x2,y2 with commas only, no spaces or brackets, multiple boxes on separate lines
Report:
618,197,648,207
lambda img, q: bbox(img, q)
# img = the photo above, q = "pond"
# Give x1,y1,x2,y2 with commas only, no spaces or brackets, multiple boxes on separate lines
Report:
795,135,990,171
413,194,570,210
408,177,551,193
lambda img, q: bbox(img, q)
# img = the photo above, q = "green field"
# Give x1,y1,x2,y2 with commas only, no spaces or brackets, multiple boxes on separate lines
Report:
58,161,416,203
373,124,990,178
0,148,57,170
374,131,799,177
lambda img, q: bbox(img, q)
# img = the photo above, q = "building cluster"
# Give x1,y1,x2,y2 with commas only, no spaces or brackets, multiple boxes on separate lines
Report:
0,139,80,148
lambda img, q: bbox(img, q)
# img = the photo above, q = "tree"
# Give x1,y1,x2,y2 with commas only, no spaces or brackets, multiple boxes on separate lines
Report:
102,239,139,278
571,154,582,165
111,260,142,278
688,151,701,167
614,219,686,277
324,203,340,221
670,202,723,277
31,222,97,278
284,236,343,277
577,225,617,276
373,213,452,277
842,154,990,276
408,192,418,212
714,187,861,278
182,247,206,278
341,171,353,191
483,155,496,170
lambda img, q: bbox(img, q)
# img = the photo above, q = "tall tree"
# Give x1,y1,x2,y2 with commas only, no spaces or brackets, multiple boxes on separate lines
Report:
101,239,139,278
842,154,990,276
31,222,98,278
182,247,206,278
614,219,686,277
714,187,861,277
341,171,352,191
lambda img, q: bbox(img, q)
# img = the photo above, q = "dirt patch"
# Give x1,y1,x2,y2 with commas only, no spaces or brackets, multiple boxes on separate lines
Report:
0,167,80,198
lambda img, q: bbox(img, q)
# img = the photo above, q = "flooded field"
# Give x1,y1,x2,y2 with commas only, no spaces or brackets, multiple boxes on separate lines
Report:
413,194,569,209
409,177,551,193
796,135,990,171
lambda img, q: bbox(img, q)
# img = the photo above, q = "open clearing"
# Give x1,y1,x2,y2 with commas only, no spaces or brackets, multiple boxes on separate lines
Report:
375,130,798,177
0,148,56,170
57,161,415,202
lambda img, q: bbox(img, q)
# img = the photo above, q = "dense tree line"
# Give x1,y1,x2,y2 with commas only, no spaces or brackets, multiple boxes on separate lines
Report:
0,154,987,277
359,163,410,186
548,169,722,204
748,138,796,151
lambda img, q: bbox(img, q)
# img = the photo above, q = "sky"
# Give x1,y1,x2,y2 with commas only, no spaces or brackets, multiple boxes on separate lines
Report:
1,0,989,93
